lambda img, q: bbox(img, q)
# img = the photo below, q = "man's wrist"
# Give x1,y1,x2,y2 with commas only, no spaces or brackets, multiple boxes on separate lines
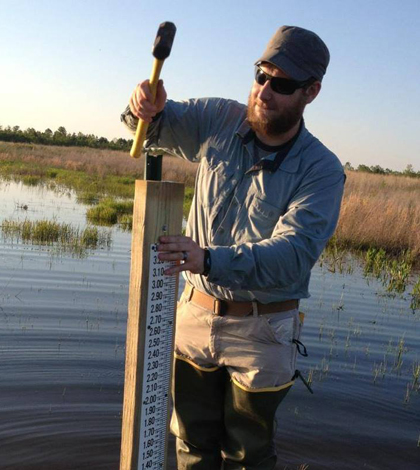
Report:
202,248,211,277
120,105,138,132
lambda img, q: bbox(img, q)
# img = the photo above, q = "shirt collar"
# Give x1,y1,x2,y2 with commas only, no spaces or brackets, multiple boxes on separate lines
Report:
236,119,308,174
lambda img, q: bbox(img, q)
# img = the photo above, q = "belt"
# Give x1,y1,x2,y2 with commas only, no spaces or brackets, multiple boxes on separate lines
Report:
183,284,298,317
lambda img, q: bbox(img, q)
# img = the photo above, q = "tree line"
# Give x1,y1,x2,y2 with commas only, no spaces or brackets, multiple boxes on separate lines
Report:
344,162,419,178
0,125,132,152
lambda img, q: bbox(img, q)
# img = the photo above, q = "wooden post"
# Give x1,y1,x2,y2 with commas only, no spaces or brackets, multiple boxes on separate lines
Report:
120,180,184,470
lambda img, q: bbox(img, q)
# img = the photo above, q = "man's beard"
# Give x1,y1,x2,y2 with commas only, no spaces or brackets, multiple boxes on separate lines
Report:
247,93,306,137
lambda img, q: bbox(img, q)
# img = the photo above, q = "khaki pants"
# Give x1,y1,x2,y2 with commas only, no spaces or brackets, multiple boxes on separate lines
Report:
170,294,302,469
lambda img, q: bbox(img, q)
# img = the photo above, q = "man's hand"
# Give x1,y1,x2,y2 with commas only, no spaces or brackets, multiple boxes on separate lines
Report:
129,79,167,123
157,235,205,276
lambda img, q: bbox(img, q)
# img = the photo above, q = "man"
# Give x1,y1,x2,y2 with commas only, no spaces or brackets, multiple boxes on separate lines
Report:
122,26,345,470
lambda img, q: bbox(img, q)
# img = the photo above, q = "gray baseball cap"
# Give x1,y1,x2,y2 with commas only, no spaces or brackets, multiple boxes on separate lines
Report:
256,26,330,82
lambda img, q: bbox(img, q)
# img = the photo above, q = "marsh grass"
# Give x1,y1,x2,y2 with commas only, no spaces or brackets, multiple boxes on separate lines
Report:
118,214,133,231
320,237,349,274
403,361,419,403
1,159,136,199
391,336,407,372
1,219,111,256
404,383,411,404
410,278,420,310
373,361,387,383
86,198,134,226
22,174,42,186
321,237,419,302
411,362,420,392
336,171,420,259
307,357,330,384
306,369,314,387
0,141,197,185
363,247,413,293
77,191,100,205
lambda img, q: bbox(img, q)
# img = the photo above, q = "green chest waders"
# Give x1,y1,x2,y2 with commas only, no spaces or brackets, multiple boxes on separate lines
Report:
171,357,291,470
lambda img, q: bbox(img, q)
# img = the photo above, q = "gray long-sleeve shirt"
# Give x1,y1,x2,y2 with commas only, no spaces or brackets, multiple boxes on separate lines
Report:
121,98,345,303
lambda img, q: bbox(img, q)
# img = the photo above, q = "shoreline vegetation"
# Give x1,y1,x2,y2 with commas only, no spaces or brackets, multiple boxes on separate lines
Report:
1,219,112,257
0,141,419,305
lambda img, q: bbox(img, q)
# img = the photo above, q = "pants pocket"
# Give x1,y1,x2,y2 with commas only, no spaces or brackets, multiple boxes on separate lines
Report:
262,311,301,382
262,313,295,345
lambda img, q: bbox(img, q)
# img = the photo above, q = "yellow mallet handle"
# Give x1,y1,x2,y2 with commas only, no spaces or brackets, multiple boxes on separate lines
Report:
130,58,164,159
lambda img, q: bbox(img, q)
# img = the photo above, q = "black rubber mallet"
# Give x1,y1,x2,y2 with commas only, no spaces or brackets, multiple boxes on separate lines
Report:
130,22,176,159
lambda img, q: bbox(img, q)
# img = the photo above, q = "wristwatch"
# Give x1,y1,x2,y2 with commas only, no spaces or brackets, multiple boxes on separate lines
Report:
202,248,211,277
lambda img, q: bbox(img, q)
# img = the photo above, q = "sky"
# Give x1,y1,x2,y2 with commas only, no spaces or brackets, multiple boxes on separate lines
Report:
1,0,419,171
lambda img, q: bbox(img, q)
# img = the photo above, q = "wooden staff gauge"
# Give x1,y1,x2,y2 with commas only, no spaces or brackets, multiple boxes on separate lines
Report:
120,22,183,470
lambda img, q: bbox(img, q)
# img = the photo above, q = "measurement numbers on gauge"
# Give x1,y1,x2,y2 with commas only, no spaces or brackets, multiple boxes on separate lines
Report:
138,244,177,470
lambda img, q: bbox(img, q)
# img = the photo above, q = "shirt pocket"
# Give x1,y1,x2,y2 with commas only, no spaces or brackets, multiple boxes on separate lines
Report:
247,195,284,240
196,157,234,208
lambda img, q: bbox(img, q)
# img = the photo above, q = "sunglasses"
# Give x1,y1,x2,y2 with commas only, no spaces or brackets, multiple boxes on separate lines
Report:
254,65,314,95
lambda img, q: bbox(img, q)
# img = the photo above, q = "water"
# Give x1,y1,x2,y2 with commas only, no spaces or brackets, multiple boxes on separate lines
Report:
0,181,418,470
